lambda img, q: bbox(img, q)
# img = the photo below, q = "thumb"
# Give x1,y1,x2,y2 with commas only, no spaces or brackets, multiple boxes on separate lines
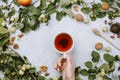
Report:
66,54,73,64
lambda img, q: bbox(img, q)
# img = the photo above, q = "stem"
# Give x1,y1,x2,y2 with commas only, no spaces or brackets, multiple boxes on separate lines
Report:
45,3,59,13
32,75,37,80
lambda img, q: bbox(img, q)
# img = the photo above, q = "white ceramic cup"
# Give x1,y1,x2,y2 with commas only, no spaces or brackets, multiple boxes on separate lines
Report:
53,32,74,58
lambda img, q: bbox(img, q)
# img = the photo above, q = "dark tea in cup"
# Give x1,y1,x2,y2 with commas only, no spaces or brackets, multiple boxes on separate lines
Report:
54,33,73,54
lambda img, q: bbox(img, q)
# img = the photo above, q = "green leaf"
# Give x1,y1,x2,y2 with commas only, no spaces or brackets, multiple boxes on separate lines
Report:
88,75,96,80
59,0,71,7
62,9,74,18
31,22,40,31
103,75,112,80
0,37,9,46
56,12,64,21
100,63,110,73
91,51,100,62
38,0,47,10
81,7,91,14
47,9,57,15
75,66,81,77
116,2,120,7
109,63,115,72
97,12,106,18
37,76,45,80
80,69,89,76
21,19,31,33
92,3,102,13
28,6,41,16
104,54,115,63
2,0,7,3
4,69,11,74
0,27,8,34
0,10,4,18
107,11,113,16
88,69,96,74
8,10,15,18
13,0,19,6
0,18,4,26
85,61,92,68
118,75,120,80
29,68,36,73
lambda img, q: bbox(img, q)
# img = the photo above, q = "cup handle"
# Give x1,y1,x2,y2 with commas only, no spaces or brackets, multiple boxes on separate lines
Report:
61,53,67,64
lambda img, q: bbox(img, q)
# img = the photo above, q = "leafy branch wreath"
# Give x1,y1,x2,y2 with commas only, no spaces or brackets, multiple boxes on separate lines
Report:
0,0,120,80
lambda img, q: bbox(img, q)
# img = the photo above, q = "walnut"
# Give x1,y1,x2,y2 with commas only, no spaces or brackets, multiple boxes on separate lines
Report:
40,65,48,72
102,2,110,10
44,72,49,76
73,5,79,12
75,14,83,22
13,44,19,49
18,34,24,38
9,37,16,45
95,42,103,50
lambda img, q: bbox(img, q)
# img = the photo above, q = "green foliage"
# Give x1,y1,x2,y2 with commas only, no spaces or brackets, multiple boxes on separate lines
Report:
118,75,120,80
117,2,120,7
21,18,31,33
88,75,96,80
80,69,89,76
56,11,65,21
59,0,71,7
104,53,115,63
2,0,7,3
81,7,91,14
97,12,106,18
91,51,100,62
38,0,47,10
8,10,15,18
92,3,102,13
0,10,4,18
28,6,41,16
85,61,92,68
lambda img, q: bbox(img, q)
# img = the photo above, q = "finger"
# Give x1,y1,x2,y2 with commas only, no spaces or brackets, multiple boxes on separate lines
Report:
54,62,58,70
66,54,73,64
57,56,64,67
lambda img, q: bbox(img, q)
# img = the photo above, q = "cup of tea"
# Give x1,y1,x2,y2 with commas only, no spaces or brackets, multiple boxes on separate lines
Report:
54,32,74,57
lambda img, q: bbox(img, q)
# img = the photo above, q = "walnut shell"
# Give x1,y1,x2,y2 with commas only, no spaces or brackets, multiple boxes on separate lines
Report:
102,2,110,10
95,42,103,50
75,14,83,22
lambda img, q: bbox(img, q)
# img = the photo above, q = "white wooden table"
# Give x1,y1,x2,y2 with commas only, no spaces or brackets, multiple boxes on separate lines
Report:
0,0,120,79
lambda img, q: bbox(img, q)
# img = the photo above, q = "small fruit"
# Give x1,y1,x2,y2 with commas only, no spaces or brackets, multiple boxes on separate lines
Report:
1,21,7,26
9,27,16,33
95,42,103,50
73,5,79,12
26,65,31,69
21,67,26,71
18,0,32,7
83,19,89,24
102,2,110,10
19,70,24,75
106,47,111,52
102,27,108,32
75,14,83,22
110,23,120,34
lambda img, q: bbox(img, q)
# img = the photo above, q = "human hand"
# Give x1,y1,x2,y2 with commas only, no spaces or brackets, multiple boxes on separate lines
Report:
54,54,75,80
